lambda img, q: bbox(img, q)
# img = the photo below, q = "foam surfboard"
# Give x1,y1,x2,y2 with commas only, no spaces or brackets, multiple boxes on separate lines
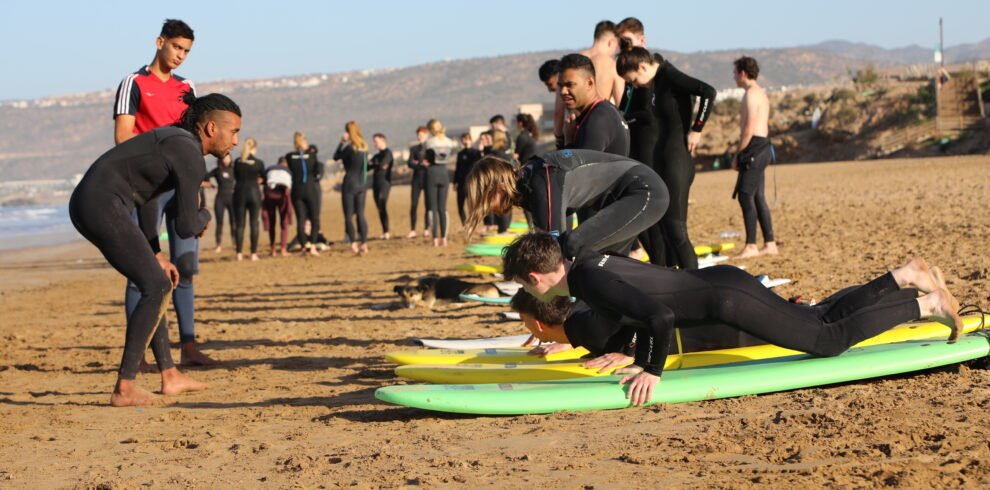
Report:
414,334,532,349
386,345,590,365
494,281,521,296
376,333,990,415
500,311,521,321
394,314,988,384
482,234,520,245
459,293,512,305
456,264,503,274
468,243,738,259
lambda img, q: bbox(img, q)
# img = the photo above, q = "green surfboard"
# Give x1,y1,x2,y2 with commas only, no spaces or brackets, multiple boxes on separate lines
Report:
459,294,512,305
375,334,989,415
465,243,506,257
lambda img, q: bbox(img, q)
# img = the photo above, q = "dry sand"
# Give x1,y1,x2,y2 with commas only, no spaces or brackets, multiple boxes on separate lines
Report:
1,155,989,488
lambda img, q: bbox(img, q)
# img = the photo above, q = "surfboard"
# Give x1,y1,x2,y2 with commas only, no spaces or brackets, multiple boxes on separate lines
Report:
376,333,990,415
414,334,532,349
392,314,988,383
501,311,521,321
468,243,739,259
482,234,519,245
493,281,521,296
456,264,503,274
385,345,590,365
694,243,735,256
459,294,512,305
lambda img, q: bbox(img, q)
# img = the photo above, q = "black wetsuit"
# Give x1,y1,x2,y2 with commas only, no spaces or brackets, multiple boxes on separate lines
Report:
408,142,429,230
566,248,920,377
205,164,235,247
369,148,393,234
454,147,482,224
233,156,265,254
620,85,658,166
335,142,369,243
734,136,775,245
518,149,669,259
647,60,716,269
424,136,455,239
568,99,630,157
68,127,211,380
515,131,539,165
285,146,322,247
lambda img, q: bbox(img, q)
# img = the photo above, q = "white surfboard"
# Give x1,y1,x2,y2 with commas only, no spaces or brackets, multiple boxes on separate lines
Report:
414,334,531,349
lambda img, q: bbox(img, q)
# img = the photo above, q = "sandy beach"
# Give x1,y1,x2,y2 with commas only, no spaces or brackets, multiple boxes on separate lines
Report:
2,155,989,488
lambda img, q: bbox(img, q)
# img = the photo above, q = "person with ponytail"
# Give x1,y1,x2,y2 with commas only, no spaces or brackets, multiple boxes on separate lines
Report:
204,154,235,252
464,149,668,260
334,121,371,254
284,132,323,256
71,92,241,406
232,137,265,261
616,45,717,270
514,113,540,165
368,133,394,239
423,119,456,247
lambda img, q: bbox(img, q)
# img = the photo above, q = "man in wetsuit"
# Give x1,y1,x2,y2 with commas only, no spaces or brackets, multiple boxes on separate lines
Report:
502,232,963,406
72,93,242,406
731,56,779,259
407,126,431,238
113,19,215,366
558,54,629,157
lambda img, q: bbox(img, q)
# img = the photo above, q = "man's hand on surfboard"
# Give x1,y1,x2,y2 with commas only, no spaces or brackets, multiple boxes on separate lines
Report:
581,352,633,374
620,370,659,406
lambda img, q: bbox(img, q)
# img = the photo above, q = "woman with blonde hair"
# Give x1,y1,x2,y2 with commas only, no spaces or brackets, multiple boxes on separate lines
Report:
284,132,323,255
423,118,456,246
334,121,370,254
465,149,669,260
232,138,266,261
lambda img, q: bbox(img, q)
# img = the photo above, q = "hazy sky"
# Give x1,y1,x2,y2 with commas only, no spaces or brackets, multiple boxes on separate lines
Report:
3,0,987,100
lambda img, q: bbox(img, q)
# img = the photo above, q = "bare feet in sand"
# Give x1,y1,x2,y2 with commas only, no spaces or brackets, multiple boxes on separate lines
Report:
213,246,222,253
735,244,762,259
270,248,278,257
761,241,779,256
406,230,417,239
250,253,259,261
359,243,369,255
919,288,964,341
110,379,169,407
381,232,390,240
280,248,290,257
236,253,243,262
160,368,208,396
351,242,360,254
180,342,219,367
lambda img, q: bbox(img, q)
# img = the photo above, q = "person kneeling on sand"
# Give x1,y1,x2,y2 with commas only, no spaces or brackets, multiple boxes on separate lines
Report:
502,233,964,406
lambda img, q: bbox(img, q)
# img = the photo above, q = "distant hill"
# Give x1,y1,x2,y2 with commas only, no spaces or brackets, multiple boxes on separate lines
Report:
1,38,988,181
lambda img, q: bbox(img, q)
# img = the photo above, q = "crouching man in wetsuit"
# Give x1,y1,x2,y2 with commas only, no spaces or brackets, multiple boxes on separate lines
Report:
70,93,241,407
502,233,964,407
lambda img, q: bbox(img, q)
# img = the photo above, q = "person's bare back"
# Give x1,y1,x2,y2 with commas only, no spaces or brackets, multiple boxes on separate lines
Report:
740,83,769,140
580,48,624,104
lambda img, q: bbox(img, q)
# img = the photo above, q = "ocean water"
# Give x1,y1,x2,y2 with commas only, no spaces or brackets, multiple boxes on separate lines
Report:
0,203,79,250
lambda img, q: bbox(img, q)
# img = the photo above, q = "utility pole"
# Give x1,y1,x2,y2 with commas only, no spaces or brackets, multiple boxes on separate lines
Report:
939,17,944,68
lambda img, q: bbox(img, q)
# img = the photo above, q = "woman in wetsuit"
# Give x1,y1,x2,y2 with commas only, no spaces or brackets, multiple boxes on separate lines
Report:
233,138,265,261
284,132,323,256
617,47,716,270
464,149,669,259
453,132,482,226
68,92,240,407
423,119,456,247
334,121,370,255
368,133,394,240
514,113,540,166
205,154,235,252
263,157,293,256
503,233,966,406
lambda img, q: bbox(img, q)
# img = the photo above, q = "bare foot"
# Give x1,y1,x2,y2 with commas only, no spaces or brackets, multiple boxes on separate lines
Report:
359,243,369,255
382,232,390,240
280,248,290,257
236,253,243,262
440,237,448,247
734,244,762,260
432,238,440,247
931,266,948,290
110,379,169,407
160,368,208,396
250,253,259,261
760,241,779,256
406,230,417,239
351,242,360,254
307,247,321,257
180,342,219,367
921,288,964,341
627,248,646,261
270,248,278,257
893,257,938,293
423,229,431,238
213,246,222,253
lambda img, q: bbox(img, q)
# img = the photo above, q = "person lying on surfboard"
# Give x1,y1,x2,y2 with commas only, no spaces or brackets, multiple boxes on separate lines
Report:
502,232,965,407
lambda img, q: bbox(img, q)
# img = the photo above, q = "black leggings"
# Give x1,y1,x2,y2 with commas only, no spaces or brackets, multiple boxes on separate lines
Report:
425,174,449,239
69,196,175,380
737,167,774,244
373,183,390,234
293,185,322,246
410,173,429,230
561,166,669,259
234,189,261,253
658,157,697,269
485,212,512,233
342,188,368,243
688,266,919,357
456,185,468,225
214,193,234,247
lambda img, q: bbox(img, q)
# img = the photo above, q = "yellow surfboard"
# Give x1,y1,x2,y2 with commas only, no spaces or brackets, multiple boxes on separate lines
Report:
455,263,503,274
481,234,520,245
386,346,590,365
392,314,988,383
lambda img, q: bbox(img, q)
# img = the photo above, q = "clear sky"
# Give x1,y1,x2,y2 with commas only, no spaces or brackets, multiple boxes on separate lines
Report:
2,0,987,100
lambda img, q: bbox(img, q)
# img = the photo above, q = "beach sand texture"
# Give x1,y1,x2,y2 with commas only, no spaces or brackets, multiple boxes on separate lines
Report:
1,155,989,488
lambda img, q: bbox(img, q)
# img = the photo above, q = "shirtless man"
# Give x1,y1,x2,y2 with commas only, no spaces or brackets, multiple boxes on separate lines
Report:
731,56,778,259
